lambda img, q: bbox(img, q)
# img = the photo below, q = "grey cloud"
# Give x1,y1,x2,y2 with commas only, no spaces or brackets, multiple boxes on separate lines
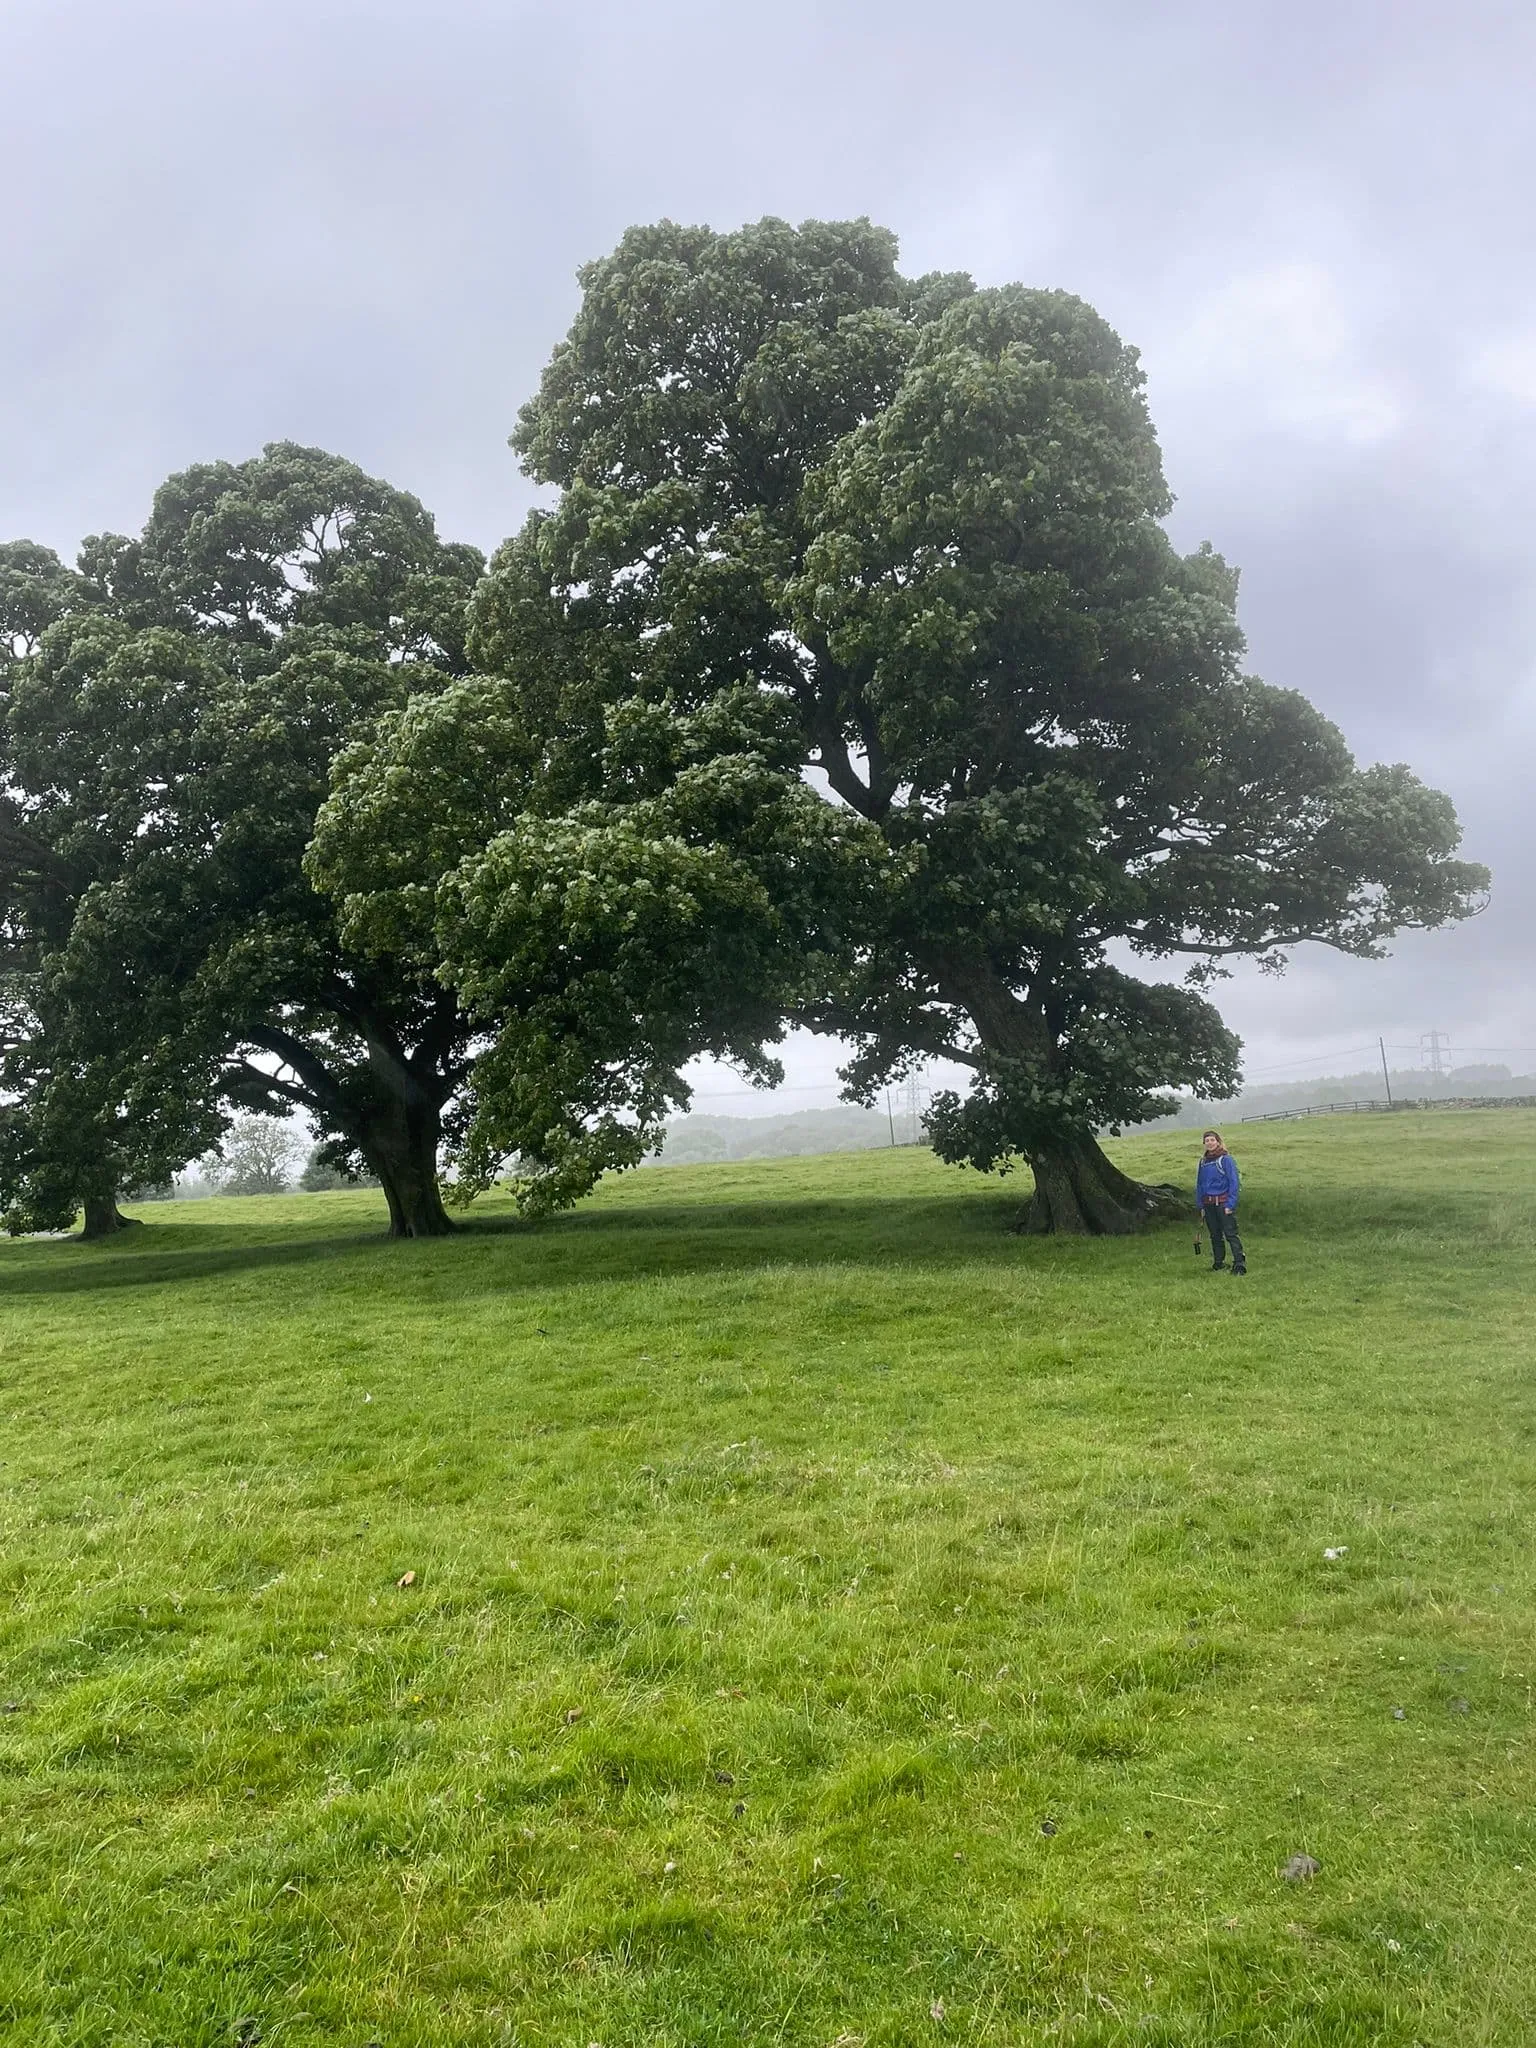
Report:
3,0,1530,1077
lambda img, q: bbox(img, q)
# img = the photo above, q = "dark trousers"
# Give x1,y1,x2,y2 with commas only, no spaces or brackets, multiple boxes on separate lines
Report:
1203,1202,1245,1269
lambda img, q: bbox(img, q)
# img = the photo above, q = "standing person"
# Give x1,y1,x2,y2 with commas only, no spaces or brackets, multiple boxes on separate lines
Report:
1196,1129,1246,1275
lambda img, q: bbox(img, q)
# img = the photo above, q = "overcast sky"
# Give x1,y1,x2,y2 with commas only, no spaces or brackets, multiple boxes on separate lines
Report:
5,0,1533,1104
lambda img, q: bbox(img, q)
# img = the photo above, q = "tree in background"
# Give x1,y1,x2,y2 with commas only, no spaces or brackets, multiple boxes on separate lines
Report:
202,1113,305,1195
475,215,1487,1232
298,1142,380,1191
0,448,485,1237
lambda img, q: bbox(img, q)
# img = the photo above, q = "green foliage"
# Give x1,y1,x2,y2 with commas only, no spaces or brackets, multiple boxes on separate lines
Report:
0,446,485,1235
477,215,1487,1226
0,1050,216,1236
1,1115,1534,2040
0,539,85,669
0,546,221,1229
313,677,881,1216
0,225,1493,1241
926,972,1245,1172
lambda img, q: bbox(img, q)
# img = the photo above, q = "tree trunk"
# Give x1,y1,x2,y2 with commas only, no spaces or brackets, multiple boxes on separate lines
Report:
1019,1132,1184,1237
80,1191,142,1240
358,1095,454,1239
929,960,1188,1238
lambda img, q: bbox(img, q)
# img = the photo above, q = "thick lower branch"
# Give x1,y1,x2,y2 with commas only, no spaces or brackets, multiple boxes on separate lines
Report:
929,960,1184,1237
242,1025,352,1120
237,1025,455,1240
787,1002,981,1072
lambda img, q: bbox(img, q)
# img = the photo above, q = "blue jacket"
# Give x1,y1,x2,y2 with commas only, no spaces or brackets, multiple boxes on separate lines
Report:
1196,1152,1240,1209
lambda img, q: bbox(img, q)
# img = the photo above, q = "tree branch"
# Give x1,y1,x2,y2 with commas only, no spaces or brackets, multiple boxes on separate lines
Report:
224,1058,320,1114
810,730,877,817
0,811,76,889
787,1002,981,1070
239,1025,347,1116
1150,929,1379,959
409,987,470,1076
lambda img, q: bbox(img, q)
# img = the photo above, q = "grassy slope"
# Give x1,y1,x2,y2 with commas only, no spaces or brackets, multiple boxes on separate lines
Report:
1,1113,1532,2047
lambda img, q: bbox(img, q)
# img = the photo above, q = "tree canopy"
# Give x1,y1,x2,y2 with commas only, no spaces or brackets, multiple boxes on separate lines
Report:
309,675,877,1213
420,214,1486,1232
0,446,485,1235
0,222,1490,1240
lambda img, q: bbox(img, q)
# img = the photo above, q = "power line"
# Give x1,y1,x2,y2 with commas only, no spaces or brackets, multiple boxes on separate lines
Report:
1239,1045,1381,1077
685,1081,845,1102
1399,1045,1536,1056
1243,1042,1536,1080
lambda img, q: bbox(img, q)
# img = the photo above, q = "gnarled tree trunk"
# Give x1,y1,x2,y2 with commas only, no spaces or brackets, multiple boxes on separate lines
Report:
358,1093,454,1239
932,964,1185,1237
80,1190,142,1239
243,1014,460,1240
1020,1133,1183,1236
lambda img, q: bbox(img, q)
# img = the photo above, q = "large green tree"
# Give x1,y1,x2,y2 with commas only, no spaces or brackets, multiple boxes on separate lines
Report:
449,215,1486,1232
309,675,875,1213
0,447,485,1237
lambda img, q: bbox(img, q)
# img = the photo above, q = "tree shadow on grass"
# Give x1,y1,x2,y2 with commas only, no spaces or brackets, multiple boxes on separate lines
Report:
0,1175,1489,1305
0,1183,1036,1300
0,1222,395,1297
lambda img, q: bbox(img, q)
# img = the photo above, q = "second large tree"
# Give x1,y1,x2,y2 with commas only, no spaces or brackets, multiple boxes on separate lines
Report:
2,445,484,1236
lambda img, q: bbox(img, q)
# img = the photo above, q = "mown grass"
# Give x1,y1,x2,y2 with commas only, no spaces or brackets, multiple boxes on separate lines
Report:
1,1112,1533,2046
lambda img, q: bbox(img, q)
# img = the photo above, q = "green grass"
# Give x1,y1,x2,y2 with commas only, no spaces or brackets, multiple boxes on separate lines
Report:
1,1112,1533,2046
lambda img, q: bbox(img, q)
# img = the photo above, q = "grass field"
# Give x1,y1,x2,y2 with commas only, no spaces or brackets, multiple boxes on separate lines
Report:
1,1112,1533,2046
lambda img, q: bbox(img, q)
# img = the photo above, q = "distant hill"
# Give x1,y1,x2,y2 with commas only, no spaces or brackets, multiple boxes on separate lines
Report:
1143,1064,1536,1129
647,1066,1536,1164
646,1103,910,1165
